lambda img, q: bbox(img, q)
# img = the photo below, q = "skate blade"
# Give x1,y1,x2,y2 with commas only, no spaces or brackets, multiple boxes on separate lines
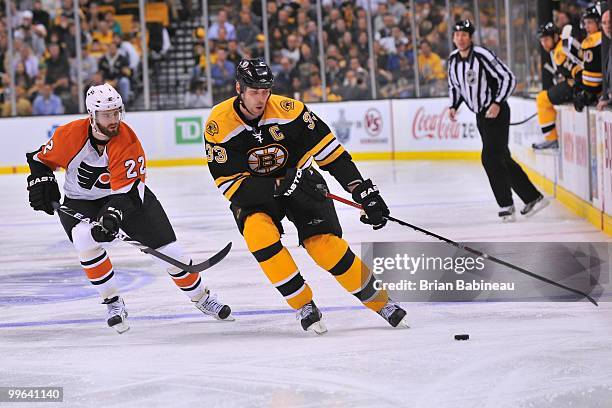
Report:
307,320,328,335
523,198,550,217
216,314,236,322
111,322,130,334
394,315,410,329
500,214,516,223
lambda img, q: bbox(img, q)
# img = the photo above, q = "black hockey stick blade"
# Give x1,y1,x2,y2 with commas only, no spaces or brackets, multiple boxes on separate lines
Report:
52,202,232,273
326,193,599,307
146,242,232,273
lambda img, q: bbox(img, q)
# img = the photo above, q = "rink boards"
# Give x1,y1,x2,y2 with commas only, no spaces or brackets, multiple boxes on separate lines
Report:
0,97,610,233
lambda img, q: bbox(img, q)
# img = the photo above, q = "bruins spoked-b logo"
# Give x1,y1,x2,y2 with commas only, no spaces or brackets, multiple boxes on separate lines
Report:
466,69,477,85
77,162,110,190
206,120,219,137
280,99,295,112
247,144,288,174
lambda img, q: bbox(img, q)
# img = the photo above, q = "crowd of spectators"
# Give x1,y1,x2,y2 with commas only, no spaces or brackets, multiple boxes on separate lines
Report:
0,0,177,116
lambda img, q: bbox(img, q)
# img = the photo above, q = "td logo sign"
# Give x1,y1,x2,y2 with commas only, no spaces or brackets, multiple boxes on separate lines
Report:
175,117,203,144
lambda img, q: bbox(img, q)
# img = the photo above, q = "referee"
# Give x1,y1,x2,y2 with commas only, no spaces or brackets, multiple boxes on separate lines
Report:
447,20,549,222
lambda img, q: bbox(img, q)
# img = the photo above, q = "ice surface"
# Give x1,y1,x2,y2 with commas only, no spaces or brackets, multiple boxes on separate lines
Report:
1,162,610,408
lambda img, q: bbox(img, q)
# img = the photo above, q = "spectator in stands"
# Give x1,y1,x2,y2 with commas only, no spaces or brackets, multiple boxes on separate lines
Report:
71,47,100,86
63,84,81,114
89,38,105,59
281,34,300,65
373,3,388,34
273,56,294,97
99,42,132,103
2,85,33,117
44,43,71,96
32,0,50,31
208,10,236,41
388,0,407,20
93,20,114,49
340,69,369,100
326,56,343,92
32,82,64,115
184,78,212,108
274,6,294,39
104,11,122,35
14,10,46,58
112,33,139,74
380,26,409,54
417,40,446,96
226,40,242,66
13,62,34,91
86,2,102,30
210,48,235,102
236,9,260,50
16,44,39,80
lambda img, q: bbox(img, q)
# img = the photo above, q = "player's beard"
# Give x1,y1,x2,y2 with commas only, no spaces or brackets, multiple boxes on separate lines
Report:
97,121,120,138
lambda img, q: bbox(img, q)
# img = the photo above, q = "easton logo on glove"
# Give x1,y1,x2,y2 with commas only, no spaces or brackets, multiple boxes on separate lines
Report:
283,169,303,197
28,175,56,187
359,186,378,200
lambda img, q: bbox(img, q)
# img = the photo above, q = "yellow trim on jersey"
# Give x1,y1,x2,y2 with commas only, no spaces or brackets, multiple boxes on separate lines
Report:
215,172,250,187
317,145,346,166
261,95,305,123
581,31,602,49
297,132,335,168
204,97,245,144
223,176,246,200
553,41,567,66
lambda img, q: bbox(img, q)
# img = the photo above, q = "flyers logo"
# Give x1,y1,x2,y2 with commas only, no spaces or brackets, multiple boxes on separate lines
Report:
77,162,111,190
280,100,295,112
247,144,288,175
206,121,219,136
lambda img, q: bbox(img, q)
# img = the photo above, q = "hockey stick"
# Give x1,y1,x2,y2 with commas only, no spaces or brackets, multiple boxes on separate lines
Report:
52,202,231,273
509,112,537,126
326,193,598,306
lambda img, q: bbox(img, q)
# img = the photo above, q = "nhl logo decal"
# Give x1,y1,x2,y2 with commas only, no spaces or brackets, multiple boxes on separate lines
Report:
280,99,294,112
466,69,477,85
206,120,219,136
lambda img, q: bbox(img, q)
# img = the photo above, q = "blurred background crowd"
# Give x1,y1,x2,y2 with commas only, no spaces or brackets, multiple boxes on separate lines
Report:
0,0,595,115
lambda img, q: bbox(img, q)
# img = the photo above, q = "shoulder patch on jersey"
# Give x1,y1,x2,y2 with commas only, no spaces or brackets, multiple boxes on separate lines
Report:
280,99,295,112
206,120,220,137
261,95,304,124
205,97,245,144
582,31,602,49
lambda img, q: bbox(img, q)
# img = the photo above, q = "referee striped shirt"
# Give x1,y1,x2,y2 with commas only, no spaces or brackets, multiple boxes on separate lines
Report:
447,45,517,114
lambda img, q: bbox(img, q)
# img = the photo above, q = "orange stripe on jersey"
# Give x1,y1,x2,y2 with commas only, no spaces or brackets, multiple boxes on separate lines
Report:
83,258,113,280
172,272,199,288
106,123,147,191
36,118,90,170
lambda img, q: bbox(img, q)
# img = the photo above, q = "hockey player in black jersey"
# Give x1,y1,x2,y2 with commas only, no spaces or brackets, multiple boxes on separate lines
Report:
204,58,408,334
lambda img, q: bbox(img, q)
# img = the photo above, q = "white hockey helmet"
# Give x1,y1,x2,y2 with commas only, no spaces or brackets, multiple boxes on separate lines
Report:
86,83,124,117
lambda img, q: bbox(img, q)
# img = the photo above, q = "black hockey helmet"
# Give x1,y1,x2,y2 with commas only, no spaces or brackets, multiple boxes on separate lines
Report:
236,58,274,91
582,5,601,22
537,22,557,38
453,19,475,35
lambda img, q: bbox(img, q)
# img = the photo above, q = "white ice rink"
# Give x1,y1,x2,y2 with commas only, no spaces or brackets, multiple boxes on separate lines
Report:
1,161,611,408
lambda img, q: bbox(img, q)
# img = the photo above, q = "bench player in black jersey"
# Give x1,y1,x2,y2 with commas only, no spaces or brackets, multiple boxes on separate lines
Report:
204,58,408,334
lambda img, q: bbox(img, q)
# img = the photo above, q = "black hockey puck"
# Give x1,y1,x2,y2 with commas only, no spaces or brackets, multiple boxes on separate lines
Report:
454,334,469,340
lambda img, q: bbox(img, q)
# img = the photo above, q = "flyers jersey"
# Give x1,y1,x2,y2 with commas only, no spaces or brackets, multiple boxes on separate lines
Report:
34,118,146,200
204,95,347,206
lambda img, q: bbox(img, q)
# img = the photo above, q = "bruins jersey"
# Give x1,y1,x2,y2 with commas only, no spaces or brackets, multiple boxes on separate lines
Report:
31,118,146,201
577,31,603,94
204,95,357,207
548,39,581,83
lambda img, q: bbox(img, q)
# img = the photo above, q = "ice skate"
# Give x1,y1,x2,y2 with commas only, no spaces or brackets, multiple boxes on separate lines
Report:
104,296,129,334
498,205,516,222
532,140,558,150
378,301,409,328
521,195,549,217
297,300,327,334
193,287,234,321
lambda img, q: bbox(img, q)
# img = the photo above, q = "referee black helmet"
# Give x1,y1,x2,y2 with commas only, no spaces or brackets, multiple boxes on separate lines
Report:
453,19,475,36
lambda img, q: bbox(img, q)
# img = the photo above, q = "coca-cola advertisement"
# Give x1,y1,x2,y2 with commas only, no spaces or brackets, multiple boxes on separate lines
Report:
393,99,481,152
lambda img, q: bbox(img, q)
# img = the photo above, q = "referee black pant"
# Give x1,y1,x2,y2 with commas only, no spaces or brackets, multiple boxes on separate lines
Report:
476,101,541,208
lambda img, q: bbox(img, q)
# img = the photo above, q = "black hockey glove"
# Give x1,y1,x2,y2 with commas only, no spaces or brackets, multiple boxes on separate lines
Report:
573,89,588,112
274,167,328,205
351,179,389,230
27,173,61,215
91,206,123,242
